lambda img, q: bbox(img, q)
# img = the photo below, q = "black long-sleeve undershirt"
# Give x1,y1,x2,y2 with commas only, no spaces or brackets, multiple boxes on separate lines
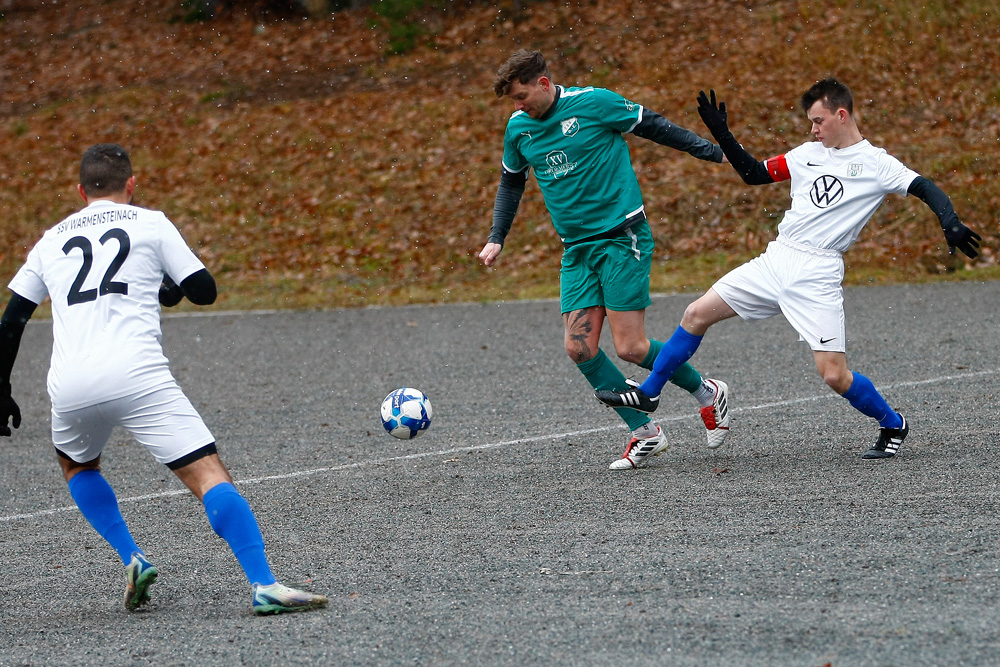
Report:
906,176,959,230
0,293,38,385
631,109,724,163
159,268,217,307
711,129,774,186
488,168,528,247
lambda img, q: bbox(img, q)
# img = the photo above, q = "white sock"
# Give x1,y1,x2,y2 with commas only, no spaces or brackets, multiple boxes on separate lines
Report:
631,422,659,439
692,380,716,408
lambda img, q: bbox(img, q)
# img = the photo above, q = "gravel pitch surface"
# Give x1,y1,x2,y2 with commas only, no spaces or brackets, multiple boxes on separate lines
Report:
1,281,999,666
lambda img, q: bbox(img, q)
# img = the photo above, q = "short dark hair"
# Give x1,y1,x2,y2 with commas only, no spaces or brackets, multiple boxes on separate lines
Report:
79,143,133,197
801,78,853,115
493,49,551,98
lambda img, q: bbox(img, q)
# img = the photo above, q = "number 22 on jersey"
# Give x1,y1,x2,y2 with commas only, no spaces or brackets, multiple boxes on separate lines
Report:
61,227,131,306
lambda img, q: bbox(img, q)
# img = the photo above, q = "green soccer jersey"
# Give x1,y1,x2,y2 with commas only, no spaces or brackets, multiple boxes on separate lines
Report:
501,86,646,244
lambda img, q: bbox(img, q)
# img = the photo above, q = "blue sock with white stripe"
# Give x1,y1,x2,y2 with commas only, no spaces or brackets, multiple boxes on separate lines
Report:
203,482,276,586
67,469,141,566
842,372,902,429
639,326,703,398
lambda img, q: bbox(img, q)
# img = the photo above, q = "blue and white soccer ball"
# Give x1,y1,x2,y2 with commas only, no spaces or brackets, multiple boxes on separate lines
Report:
379,388,433,439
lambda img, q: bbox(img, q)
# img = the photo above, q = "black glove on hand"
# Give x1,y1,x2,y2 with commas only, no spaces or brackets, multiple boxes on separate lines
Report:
942,221,981,258
0,381,21,437
159,275,185,307
697,89,729,137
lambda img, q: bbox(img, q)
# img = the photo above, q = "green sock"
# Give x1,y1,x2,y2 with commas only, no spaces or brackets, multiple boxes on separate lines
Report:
639,339,664,370
640,339,702,394
577,349,651,431
668,362,703,393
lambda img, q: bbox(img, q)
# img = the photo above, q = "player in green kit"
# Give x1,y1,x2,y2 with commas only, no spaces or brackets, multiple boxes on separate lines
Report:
479,50,732,470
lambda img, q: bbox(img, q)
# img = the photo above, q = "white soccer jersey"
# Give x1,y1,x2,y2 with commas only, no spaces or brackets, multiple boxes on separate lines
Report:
763,139,919,252
9,200,206,411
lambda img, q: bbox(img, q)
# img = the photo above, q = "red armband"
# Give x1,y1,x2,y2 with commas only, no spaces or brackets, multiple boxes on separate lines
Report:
764,155,790,182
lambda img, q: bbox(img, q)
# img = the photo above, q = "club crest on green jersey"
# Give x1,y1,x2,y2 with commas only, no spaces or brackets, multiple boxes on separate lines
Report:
560,117,580,137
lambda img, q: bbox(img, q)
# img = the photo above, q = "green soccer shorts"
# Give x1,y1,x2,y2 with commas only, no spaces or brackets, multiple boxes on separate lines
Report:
560,220,654,314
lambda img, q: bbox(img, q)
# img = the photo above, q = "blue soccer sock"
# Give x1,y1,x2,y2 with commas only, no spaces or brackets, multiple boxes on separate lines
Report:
203,482,276,586
67,469,141,566
639,326,704,398
842,372,902,429
641,340,702,395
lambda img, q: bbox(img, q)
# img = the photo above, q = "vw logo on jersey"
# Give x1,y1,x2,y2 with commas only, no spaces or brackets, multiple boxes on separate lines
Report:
560,117,580,137
810,175,844,208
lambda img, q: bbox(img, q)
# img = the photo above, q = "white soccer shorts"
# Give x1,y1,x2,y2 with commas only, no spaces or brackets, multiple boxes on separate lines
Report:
712,237,847,353
52,382,215,465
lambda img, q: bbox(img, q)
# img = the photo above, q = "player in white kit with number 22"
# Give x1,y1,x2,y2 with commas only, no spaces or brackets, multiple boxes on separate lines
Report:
596,79,981,459
0,144,328,615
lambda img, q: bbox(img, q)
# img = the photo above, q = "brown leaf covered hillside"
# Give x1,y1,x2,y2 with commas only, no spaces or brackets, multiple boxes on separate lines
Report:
1,0,998,310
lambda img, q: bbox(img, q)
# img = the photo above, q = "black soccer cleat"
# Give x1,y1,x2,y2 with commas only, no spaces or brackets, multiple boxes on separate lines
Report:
595,379,660,414
862,414,908,459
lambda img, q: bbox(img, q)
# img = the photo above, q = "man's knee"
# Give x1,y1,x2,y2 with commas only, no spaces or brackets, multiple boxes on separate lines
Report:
679,290,734,335
59,452,101,483
170,448,233,501
563,308,602,364
565,341,596,364
822,370,853,394
613,341,647,365
814,357,852,394
680,300,711,332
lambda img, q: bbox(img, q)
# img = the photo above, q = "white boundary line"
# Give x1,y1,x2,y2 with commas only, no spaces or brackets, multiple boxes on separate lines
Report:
1,368,995,524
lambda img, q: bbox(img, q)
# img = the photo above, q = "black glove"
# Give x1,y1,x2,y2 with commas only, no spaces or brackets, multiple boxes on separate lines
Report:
0,381,20,437
159,275,185,307
697,89,729,137
942,220,981,258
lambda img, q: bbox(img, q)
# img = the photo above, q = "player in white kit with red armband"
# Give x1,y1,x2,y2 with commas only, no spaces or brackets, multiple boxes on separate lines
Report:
596,79,981,459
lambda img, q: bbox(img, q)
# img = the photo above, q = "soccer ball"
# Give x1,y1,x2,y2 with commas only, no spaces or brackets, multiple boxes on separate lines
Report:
379,388,433,439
